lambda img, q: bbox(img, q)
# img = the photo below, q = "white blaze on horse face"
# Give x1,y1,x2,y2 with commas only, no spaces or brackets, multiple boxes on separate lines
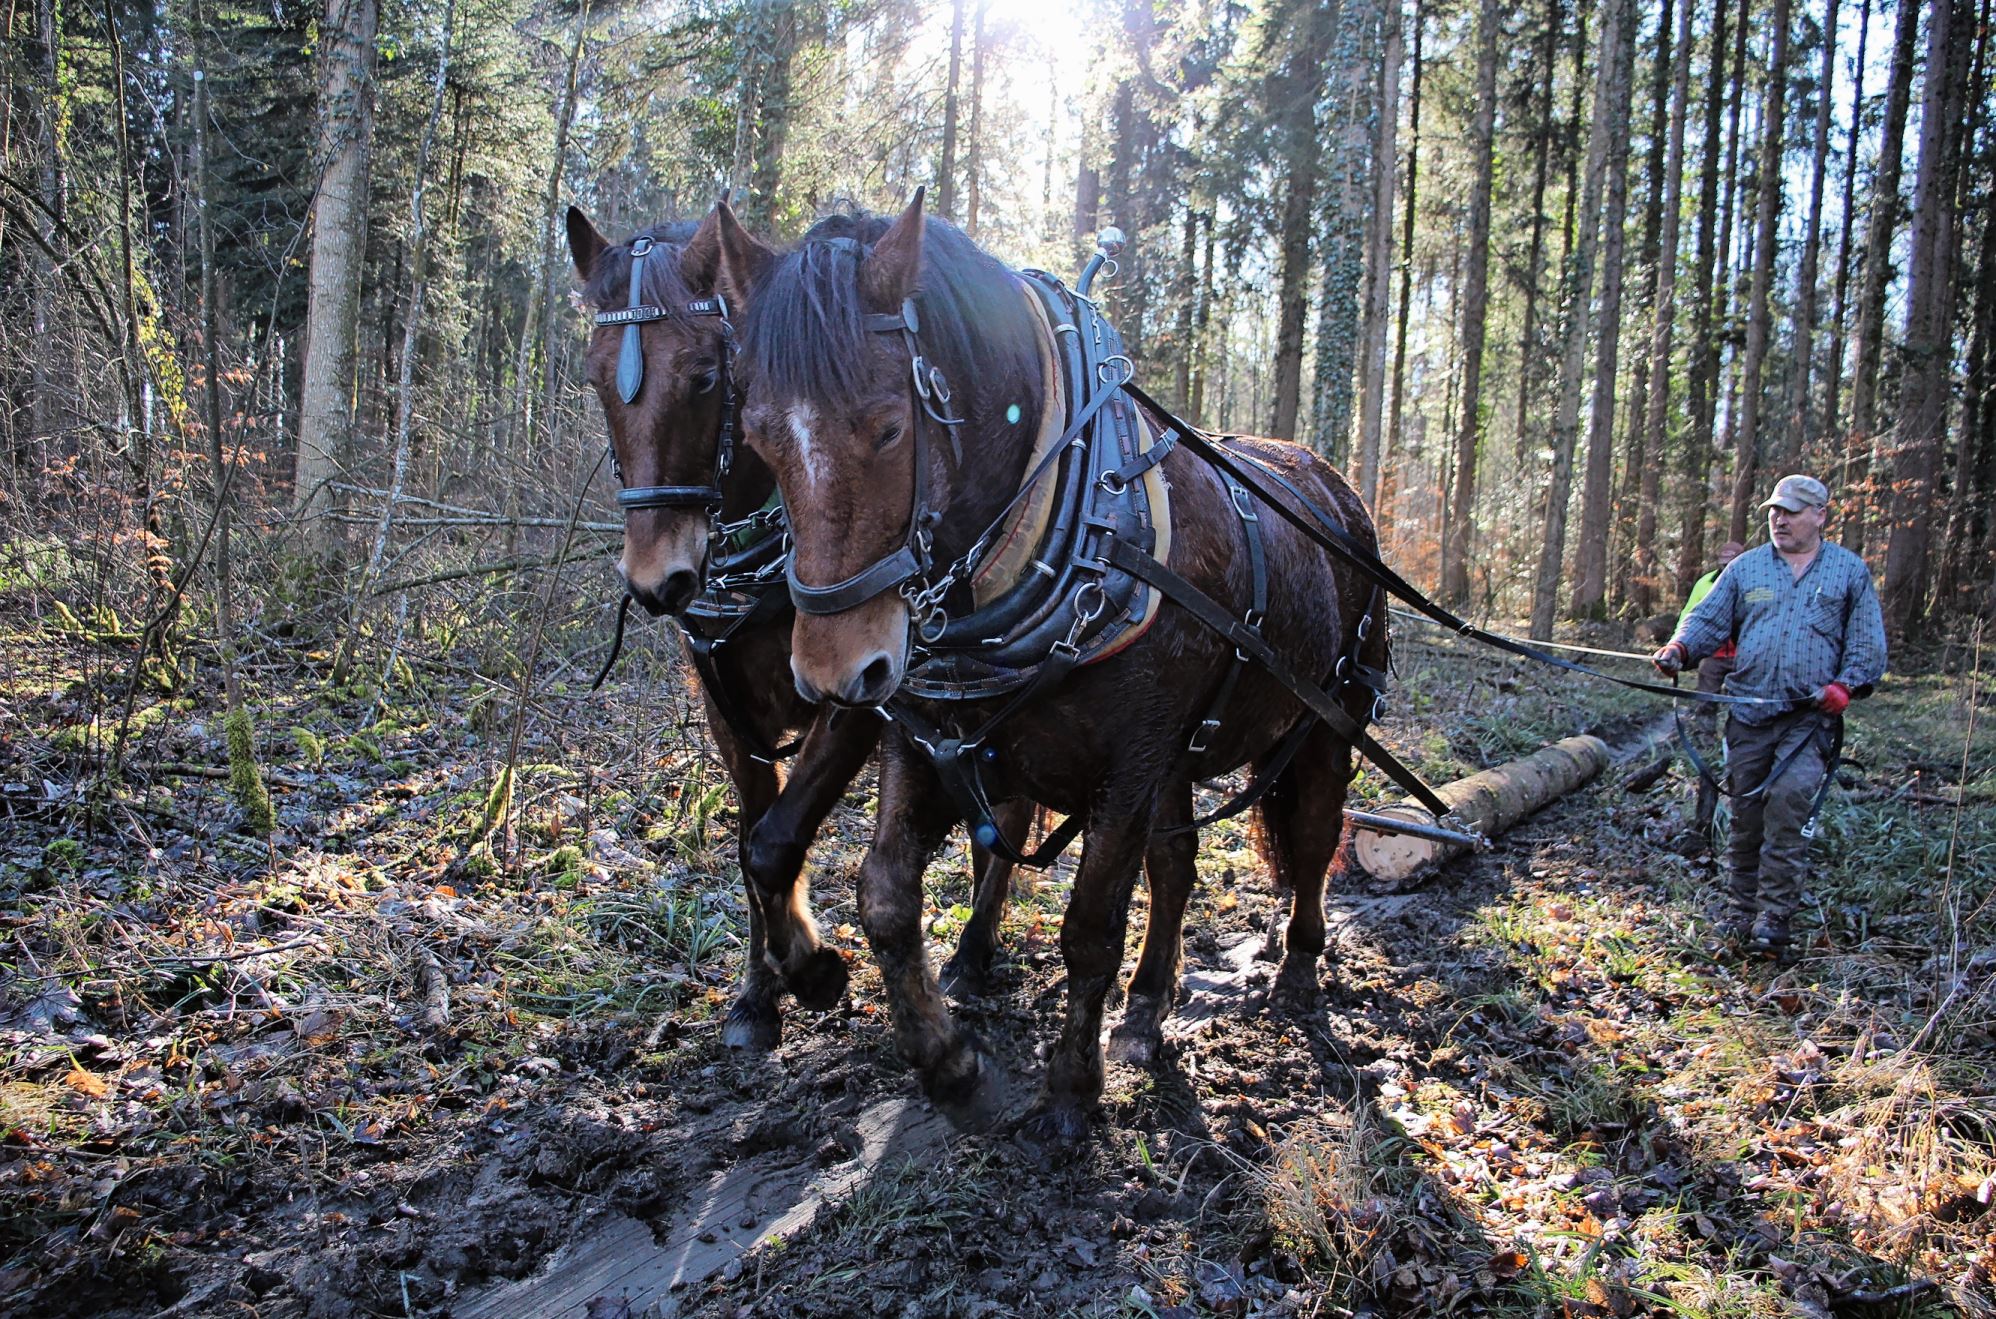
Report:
785,403,820,493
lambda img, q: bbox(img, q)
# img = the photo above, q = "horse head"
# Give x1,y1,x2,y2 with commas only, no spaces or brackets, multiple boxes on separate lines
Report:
719,191,1042,706
568,206,741,617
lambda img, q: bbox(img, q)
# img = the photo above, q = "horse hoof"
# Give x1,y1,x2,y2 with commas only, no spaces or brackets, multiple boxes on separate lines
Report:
1271,961,1321,1013
722,1002,781,1051
1018,1100,1092,1147
938,951,990,999
1108,994,1169,1067
930,1048,1015,1132
786,946,849,1011
1106,1025,1159,1068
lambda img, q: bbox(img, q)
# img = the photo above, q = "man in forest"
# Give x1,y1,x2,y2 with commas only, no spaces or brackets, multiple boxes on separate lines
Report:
1651,476,1887,964
1678,538,1745,842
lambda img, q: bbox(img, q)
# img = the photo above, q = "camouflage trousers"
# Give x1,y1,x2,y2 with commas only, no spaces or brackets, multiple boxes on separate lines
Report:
1722,709,1835,926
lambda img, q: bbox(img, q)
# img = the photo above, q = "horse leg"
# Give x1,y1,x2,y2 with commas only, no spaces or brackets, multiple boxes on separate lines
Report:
940,798,1030,997
708,714,783,1051
1109,779,1194,1068
744,707,880,1010
1254,720,1353,1007
858,734,1002,1120
1037,796,1154,1143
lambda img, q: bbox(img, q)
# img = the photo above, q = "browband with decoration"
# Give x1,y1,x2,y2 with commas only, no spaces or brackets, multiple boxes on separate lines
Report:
595,234,738,513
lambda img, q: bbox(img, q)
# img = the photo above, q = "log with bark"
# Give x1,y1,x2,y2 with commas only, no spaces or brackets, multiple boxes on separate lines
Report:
1351,734,1612,884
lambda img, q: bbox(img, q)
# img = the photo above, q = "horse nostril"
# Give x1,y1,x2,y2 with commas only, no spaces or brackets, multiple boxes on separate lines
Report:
854,653,897,702
660,569,699,613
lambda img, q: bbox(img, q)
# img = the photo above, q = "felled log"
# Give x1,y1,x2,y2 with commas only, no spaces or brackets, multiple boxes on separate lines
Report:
1351,734,1611,883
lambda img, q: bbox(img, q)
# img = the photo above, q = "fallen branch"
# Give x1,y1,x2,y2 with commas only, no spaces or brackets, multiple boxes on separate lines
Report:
368,543,618,596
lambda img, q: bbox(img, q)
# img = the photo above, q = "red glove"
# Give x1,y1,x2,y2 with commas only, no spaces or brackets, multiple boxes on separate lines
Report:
1651,642,1687,677
1816,682,1851,716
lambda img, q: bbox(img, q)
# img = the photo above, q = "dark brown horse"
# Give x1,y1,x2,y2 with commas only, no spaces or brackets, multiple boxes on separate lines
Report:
714,194,1390,1140
565,207,1026,1048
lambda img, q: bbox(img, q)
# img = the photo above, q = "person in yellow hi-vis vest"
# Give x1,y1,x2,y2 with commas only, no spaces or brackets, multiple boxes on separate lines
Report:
1679,539,1744,843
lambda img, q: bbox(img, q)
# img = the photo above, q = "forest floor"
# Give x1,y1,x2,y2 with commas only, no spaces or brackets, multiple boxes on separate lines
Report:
3,599,1994,1319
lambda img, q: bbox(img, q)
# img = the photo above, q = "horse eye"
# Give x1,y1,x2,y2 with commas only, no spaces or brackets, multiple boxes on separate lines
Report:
692,370,719,395
874,424,902,451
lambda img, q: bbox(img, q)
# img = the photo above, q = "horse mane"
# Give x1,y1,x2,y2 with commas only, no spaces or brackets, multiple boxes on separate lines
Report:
581,220,702,312
738,212,1043,426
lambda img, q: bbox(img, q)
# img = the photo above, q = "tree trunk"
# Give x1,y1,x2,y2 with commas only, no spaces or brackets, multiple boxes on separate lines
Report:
965,0,986,236
1677,0,1746,594
938,0,963,220
1355,0,1403,506
1513,0,1565,466
1532,0,1631,638
1309,0,1383,464
1268,1,1331,442
1786,0,1839,462
745,4,799,231
338,0,456,682
1353,735,1611,882
1845,0,1921,553
1937,5,1994,611
1441,0,1499,604
503,0,588,552
1570,0,1639,618
1632,0,1696,614
1191,211,1216,420
1612,0,1675,613
294,0,379,557
1386,0,1424,507
1822,0,1871,447
1723,0,1792,543
1882,0,1973,637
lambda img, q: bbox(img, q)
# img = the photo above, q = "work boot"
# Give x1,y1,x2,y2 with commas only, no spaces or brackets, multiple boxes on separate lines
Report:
1750,912,1797,967
1713,905,1754,946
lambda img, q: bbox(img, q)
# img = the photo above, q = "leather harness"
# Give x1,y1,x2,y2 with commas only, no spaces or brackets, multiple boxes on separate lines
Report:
779,263,1429,866
591,233,799,761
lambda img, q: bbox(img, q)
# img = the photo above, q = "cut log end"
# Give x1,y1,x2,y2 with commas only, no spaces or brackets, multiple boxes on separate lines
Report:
1351,734,1610,884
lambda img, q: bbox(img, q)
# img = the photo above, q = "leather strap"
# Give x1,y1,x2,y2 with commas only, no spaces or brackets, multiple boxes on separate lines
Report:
617,485,725,511
1104,537,1450,817
1117,381,1776,712
788,542,928,616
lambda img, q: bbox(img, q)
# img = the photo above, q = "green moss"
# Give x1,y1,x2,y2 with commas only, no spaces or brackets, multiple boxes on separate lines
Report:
41,838,85,874
224,706,275,836
290,726,325,768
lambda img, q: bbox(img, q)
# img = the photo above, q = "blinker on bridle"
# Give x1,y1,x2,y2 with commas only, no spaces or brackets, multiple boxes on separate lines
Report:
596,233,739,514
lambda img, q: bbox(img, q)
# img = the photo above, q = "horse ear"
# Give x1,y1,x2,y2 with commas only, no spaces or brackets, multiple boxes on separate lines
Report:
712,201,776,311
565,205,607,282
860,187,926,311
681,208,722,291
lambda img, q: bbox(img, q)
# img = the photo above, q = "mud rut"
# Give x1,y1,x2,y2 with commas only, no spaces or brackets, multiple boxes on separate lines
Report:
79,716,1813,1319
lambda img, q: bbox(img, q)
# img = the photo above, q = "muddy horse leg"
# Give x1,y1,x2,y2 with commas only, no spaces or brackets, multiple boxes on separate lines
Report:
708,714,783,1050
857,732,1004,1119
940,798,1031,996
1037,793,1154,1142
1255,720,1353,1005
1109,779,1194,1067
743,708,880,1010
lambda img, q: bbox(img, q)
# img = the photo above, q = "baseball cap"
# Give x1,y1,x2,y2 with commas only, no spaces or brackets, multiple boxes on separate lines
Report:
1761,474,1829,512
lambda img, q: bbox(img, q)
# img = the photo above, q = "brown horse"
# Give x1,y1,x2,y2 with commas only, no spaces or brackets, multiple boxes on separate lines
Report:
713,194,1390,1140
565,207,1026,1048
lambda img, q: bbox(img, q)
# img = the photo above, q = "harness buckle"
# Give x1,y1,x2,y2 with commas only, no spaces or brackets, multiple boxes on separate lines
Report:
1098,470,1129,496
1229,482,1260,522
1187,717,1222,755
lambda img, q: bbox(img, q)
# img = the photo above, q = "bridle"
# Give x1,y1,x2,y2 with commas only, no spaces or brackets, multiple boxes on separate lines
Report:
783,238,966,624
597,233,739,514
